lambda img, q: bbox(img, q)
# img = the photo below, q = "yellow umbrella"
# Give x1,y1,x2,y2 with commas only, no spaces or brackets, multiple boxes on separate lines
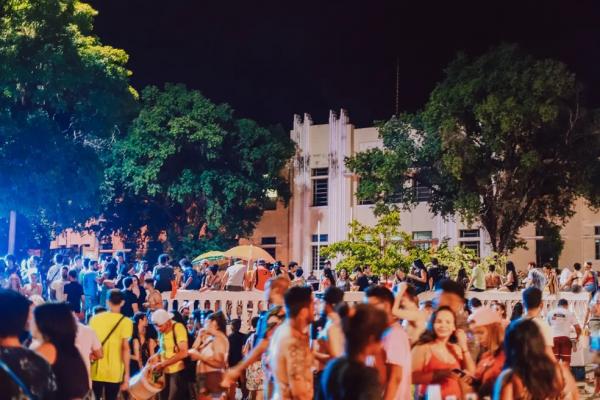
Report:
192,250,225,264
224,245,275,264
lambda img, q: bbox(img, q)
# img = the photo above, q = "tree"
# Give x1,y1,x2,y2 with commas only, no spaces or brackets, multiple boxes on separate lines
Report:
103,84,294,259
349,44,600,254
0,0,136,250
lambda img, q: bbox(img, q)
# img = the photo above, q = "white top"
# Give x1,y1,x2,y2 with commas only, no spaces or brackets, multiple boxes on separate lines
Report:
75,322,101,387
50,279,67,302
226,263,247,287
559,269,572,287
547,307,579,338
382,322,412,400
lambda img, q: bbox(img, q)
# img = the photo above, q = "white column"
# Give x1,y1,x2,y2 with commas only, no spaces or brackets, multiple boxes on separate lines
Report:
301,114,313,270
8,210,16,254
291,115,304,264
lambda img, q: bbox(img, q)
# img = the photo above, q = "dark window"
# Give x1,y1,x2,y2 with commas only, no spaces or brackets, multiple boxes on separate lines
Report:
386,190,403,204
595,226,600,236
263,197,277,210
460,241,480,257
312,178,328,206
311,234,329,243
261,237,276,245
358,197,375,205
596,239,600,260
263,247,276,260
459,229,480,238
414,180,432,202
412,231,433,250
312,168,329,177
312,245,327,270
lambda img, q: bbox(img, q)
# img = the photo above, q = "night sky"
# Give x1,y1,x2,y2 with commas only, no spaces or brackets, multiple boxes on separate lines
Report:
88,0,600,128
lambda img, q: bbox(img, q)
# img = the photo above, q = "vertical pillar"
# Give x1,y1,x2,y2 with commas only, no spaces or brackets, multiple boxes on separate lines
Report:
8,210,16,255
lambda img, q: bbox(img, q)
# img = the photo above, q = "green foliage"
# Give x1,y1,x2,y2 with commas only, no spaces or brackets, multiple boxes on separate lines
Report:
103,84,295,259
349,44,600,254
0,0,136,249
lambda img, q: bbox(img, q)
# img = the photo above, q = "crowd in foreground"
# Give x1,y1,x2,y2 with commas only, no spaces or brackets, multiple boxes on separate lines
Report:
1,250,598,399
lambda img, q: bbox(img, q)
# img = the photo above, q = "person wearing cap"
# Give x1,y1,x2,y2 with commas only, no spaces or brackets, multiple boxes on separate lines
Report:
151,308,189,400
468,306,506,398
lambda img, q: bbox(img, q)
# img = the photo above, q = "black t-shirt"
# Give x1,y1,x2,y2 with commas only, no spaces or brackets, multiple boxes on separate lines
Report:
154,266,174,292
0,346,57,400
321,357,381,400
121,289,138,317
356,275,370,291
227,331,247,366
63,281,84,313
104,263,118,280
183,267,201,290
409,266,428,292
427,266,445,290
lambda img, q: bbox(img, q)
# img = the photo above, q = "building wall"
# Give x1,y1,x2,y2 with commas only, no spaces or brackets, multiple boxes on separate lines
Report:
247,110,600,271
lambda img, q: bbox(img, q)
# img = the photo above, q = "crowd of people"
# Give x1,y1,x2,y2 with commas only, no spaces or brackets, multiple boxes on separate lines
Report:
0,251,597,400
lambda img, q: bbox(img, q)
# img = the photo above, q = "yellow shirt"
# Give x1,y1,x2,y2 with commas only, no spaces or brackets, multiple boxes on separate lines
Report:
159,322,188,374
89,312,133,383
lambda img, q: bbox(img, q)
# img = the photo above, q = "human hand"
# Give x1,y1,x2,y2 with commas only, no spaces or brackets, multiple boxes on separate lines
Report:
455,329,468,351
120,376,129,391
221,368,240,388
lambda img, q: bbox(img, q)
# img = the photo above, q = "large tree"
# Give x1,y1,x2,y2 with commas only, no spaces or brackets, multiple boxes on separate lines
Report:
103,84,294,259
349,44,600,254
0,0,136,252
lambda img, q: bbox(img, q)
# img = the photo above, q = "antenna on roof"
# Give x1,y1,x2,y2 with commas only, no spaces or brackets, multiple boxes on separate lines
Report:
395,56,400,117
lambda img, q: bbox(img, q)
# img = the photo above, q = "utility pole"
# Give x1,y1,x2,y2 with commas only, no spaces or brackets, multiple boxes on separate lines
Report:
8,210,16,254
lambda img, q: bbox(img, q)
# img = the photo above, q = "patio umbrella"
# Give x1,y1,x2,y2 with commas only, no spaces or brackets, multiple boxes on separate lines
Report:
224,245,275,264
192,250,225,264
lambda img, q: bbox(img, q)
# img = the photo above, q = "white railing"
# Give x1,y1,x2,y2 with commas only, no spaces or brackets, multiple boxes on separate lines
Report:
163,289,591,328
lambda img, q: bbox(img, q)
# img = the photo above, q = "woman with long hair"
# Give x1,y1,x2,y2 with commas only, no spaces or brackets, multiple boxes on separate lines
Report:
412,306,476,399
201,265,222,291
336,268,350,292
494,318,578,399
499,261,519,292
320,267,336,291
189,310,229,399
509,302,524,321
468,307,506,398
32,303,89,399
22,271,43,297
130,312,157,375
321,303,388,399
456,268,470,291
392,282,427,344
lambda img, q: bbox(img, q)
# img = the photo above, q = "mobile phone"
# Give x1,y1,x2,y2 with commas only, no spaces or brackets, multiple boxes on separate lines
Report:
452,368,467,378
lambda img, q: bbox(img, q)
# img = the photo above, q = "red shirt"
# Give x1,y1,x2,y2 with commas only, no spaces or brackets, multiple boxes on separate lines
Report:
475,349,505,397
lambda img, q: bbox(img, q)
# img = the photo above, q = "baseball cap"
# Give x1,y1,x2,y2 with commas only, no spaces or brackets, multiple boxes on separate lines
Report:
151,309,174,326
468,306,502,327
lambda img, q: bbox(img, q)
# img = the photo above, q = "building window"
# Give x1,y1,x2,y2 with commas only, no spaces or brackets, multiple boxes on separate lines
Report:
261,237,276,245
595,226,600,236
312,245,327,270
311,234,329,243
386,190,402,204
312,168,328,207
263,189,278,211
412,231,433,250
461,241,481,257
414,180,432,202
596,239,600,260
459,229,480,238
264,247,276,260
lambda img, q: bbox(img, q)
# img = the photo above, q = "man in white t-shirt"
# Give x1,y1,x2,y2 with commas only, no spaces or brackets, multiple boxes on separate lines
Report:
547,299,582,364
366,286,411,400
75,319,103,389
223,260,248,291
559,267,572,290
50,266,68,301
521,287,555,361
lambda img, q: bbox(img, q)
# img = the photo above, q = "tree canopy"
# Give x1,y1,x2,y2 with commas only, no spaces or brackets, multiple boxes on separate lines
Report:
0,0,136,251
349,44,600,254
103,84,295,259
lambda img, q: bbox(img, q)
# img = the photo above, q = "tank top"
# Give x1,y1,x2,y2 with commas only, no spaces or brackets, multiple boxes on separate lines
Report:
255,266,271,291
418,348,462,399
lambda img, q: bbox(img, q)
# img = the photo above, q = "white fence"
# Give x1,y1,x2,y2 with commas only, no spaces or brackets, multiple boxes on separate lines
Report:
162,289,591,327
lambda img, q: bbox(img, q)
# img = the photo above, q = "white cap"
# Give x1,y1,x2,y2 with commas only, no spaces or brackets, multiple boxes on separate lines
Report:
151,309,173,325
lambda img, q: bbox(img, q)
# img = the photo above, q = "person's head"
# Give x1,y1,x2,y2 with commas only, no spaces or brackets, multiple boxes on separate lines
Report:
504,319,563,399
543,263,553,272
339,268,349,280
468,259,477,268
468,297,482,312
510,302,524,321
115,251,126,264
180,258,192,269
123,276,133,290
585,261,593,270
93,305,106,315
60,266,68,280
468,307,504,352
284,286,314,324
158,253,169,265
295,268,304,278
505,261,516,274
431,257,439,266
488,264,496,273
353,266,363,276
205,310,227,334
400,284,419,309
33,303,77,351
323,267,336,283
365,285,394,319
574,262,582,271
107,289,125,311
522,287,543,313
289,261,299,272
323,286,344,313
0,289,30,339
67,269,78,282
251,316,260,330
435,279,465,314
558,298,569,309
143,277,155,290
417,306,457,344
266,276,290,305
527,261,536,270
421,300,434,315
231,318,242,333
29,271,39,284
413,259,425,270
90,260,98,271
53,253,63,265
339,303,388,360
492,302,507,319
73,255,83,268
457,268,468,280
152,309,174,333
208,264,219,275
27,255,40,270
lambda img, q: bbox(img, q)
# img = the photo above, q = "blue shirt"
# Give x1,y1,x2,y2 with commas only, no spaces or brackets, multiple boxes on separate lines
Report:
82,270,98,296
